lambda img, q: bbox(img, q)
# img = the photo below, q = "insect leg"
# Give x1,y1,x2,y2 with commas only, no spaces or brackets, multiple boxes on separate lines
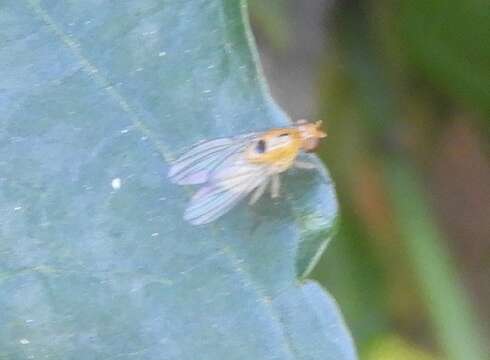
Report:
271,174,280,198
294,160,317,170
249,179,269,205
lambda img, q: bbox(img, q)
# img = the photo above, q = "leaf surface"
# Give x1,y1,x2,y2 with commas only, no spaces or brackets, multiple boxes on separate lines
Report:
0,1,355,359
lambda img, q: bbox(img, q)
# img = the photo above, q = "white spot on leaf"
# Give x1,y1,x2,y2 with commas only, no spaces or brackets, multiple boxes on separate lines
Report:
111,178,122,190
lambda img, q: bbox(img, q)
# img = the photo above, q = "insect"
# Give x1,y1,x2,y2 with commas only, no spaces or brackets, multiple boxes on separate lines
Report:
168,120,327,225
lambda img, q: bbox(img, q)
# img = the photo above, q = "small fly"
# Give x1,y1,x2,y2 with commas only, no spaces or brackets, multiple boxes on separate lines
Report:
168,120,327,225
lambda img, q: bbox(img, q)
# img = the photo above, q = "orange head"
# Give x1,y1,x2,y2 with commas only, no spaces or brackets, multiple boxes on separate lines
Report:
296,120,327,152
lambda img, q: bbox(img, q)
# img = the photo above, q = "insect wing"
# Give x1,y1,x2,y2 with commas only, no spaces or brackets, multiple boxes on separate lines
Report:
184,155,268,225
168,133,256,185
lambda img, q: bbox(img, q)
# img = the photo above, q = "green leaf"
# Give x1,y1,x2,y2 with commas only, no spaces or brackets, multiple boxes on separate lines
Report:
0,1,354,359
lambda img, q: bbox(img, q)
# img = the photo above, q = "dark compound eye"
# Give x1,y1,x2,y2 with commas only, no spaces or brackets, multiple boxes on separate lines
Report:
256,139,266,153
279,133,289,137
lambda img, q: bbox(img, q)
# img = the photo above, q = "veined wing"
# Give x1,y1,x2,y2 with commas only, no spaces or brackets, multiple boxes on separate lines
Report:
168,133,256,185
184,154,269,225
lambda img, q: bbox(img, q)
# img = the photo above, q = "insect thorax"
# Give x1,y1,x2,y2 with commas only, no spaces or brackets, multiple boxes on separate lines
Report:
245,130,301,169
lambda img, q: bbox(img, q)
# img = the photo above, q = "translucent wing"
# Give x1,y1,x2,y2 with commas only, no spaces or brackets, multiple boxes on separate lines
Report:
184,154,269,225
168,133,256,185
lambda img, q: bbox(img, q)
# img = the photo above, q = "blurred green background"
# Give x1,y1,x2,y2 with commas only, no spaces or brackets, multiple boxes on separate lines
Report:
249,1,489,359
